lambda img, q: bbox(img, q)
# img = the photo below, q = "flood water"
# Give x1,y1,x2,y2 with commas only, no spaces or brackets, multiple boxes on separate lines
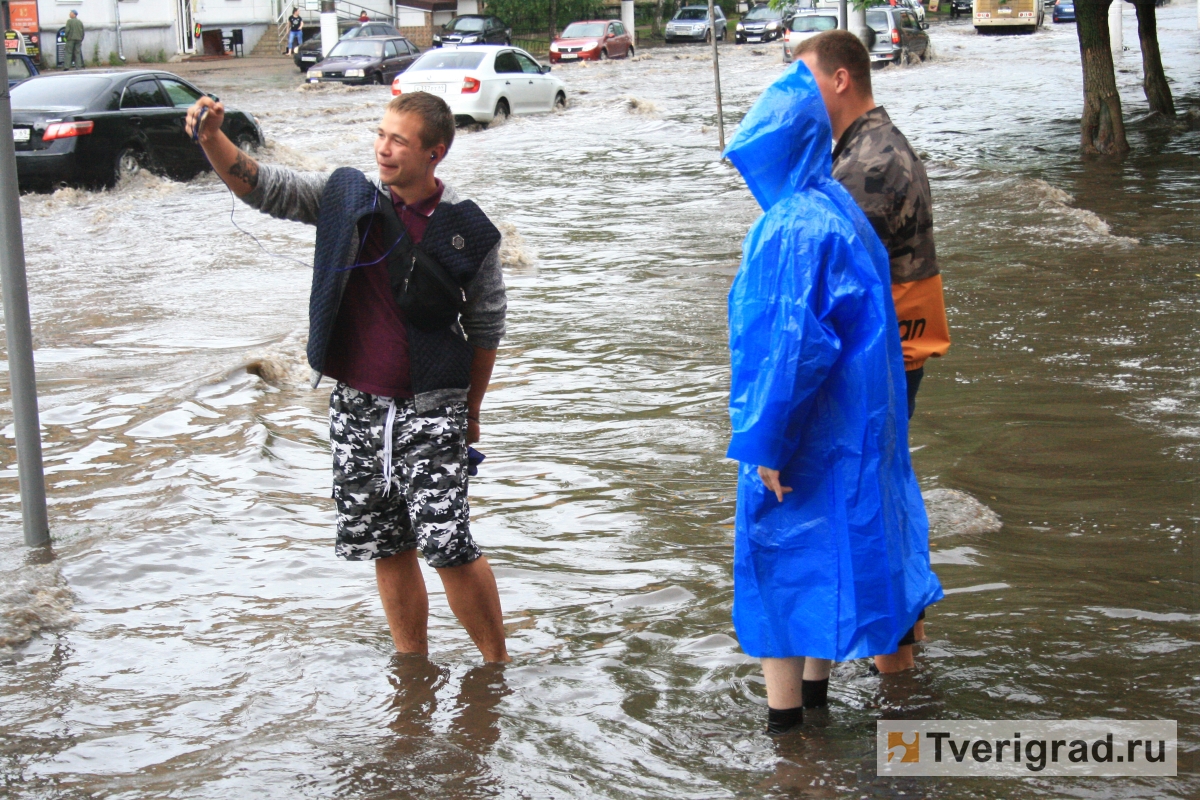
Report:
2,5,1198,798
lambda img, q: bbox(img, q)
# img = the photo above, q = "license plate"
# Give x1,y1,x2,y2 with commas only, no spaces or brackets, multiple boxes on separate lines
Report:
420,83,446,93
301,56,316,62
442,43,458,49
560,53,578,60
12,128,29,142
999,7,1012,12
747,36,761,42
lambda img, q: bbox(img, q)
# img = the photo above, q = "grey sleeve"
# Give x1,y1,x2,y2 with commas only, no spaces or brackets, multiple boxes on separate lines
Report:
460,242,507,350
240,163,328,227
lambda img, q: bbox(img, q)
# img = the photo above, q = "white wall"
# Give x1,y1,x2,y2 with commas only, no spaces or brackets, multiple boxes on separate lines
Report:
36,0,273,62
396,7,425,26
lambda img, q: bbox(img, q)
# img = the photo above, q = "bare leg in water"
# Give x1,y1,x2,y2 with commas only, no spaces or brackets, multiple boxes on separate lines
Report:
376,550,510,663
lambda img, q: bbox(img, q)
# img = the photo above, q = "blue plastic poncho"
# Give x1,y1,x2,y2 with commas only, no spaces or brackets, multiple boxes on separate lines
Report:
724,63,943,661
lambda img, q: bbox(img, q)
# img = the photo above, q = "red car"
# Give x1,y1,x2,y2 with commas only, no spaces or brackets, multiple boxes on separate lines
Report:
549,19,634,63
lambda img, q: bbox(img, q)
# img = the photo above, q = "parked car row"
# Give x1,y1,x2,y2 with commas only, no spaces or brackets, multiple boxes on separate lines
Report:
10,3,940,194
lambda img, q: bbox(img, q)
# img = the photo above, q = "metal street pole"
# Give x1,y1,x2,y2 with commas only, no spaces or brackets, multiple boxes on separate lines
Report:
838,0,848,30
0,54,50,547
707,0,725,151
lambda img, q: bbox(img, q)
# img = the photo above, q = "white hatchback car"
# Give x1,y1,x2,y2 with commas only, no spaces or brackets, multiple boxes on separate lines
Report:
781,12,839,63
392,45,567,125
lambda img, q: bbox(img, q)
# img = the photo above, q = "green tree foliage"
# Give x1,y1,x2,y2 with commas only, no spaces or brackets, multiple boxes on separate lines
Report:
487,0,607,34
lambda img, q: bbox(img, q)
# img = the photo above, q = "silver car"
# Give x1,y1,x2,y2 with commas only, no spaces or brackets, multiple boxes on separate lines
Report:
664,5,728,43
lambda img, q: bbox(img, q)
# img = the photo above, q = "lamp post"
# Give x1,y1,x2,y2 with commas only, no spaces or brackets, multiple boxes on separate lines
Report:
0,54,50,548
707,0,725,151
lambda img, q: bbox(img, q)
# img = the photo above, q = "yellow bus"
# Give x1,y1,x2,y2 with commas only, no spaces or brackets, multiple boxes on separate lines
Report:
973,0,1044,32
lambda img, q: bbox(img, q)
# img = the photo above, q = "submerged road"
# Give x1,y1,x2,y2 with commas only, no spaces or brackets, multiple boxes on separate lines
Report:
2,6,1198,798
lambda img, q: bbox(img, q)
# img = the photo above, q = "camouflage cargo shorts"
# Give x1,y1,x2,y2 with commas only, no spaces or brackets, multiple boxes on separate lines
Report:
329,383,480,567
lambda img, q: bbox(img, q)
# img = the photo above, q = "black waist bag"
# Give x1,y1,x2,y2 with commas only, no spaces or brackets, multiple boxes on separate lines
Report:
378,196,465,332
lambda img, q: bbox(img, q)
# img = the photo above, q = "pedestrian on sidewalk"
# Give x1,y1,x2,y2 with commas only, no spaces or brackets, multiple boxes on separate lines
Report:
723,60,943,735
185,92,511,665
64,10,85,69
359,10,370,22
796,30,950,676
287,8,304,54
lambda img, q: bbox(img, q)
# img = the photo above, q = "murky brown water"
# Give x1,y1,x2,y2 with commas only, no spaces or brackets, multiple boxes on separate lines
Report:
2,6,1198,798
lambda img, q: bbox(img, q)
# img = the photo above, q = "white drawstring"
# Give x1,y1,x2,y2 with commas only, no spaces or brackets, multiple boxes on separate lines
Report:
380,399,397,496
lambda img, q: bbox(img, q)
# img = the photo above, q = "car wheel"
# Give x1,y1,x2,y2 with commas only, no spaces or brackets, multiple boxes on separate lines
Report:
627,45,635,58
113,146,143,185
235,132,259,153
375,71,385,85
599,49,608,60
554,91,566,109
491,98,510,124
704,29,711,43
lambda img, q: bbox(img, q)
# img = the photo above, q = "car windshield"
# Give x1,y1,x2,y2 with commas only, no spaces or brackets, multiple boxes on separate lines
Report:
866,9,891,30
561,22,606,37
6,56,32,80
409,51,486,70
446,17,486,32
791,14,837,31
328,40,383,58
744,6,778,19
11,76,109,109
674,8,709,20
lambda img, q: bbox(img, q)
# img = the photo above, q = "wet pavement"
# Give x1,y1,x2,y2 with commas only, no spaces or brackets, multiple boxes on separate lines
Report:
2,6,1198,798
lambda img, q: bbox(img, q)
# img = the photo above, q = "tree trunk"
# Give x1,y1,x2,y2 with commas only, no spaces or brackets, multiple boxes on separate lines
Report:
549,0,557,45
1132,0,1175,117
1076,0,1129,155
653,0,664,37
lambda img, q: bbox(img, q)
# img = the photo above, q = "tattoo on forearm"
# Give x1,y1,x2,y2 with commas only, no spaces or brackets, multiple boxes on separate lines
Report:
229,151,259,190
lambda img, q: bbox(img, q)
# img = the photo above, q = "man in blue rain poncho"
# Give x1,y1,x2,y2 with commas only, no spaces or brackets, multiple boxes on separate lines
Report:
724,62,943,735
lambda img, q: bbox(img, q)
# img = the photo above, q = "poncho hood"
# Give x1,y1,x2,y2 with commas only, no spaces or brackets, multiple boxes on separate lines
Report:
723,61,833,211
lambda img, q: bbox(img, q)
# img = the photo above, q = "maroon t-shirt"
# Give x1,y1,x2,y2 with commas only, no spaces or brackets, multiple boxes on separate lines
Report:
322,181,443,398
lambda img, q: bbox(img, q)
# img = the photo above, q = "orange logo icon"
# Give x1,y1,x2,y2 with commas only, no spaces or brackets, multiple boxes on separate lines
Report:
887,732,920,763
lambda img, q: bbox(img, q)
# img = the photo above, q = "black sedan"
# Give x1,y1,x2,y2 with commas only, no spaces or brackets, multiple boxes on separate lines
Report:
306,36,419,85
11,70,263,191
432,15,511,47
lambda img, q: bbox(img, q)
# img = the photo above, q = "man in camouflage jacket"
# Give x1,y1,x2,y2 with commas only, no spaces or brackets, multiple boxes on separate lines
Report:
796,30,951,681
